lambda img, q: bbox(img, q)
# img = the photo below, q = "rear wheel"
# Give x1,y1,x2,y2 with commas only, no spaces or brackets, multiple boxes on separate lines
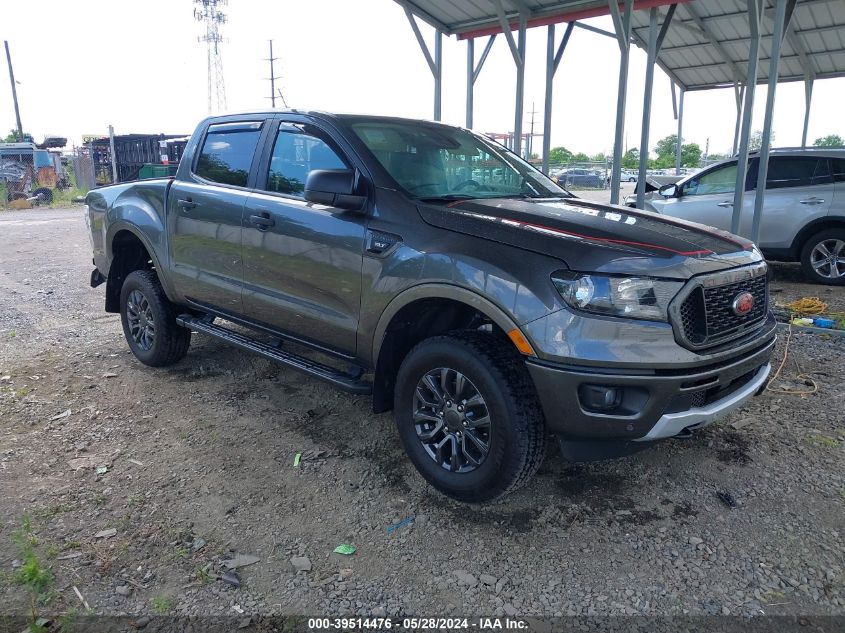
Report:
394,331,545,503
800,229,845,285
119,270,191,366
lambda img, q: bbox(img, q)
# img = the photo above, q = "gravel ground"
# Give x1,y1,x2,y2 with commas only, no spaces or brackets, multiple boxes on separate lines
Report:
1,206,843,622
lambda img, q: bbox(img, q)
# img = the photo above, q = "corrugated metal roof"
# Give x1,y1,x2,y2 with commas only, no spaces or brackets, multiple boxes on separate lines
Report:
632,0,845,90
398,0,845,91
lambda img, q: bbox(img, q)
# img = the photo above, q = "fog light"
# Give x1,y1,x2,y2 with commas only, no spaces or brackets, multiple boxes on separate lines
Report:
579,384,622,412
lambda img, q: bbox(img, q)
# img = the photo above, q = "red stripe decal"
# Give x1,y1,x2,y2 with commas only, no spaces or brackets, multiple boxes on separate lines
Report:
517,220,713,256
456,209,713,256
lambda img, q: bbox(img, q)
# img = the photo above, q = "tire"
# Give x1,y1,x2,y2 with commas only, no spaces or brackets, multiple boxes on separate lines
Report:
394,331,546,503
33,187,53,204
119,270,191,366
799,229,845,285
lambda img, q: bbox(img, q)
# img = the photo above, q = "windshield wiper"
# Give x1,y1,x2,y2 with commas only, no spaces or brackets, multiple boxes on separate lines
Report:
416,194,479,203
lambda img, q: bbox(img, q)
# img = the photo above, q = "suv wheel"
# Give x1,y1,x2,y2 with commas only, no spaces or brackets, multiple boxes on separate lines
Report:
394,332,545,503
800,229,845,285
119,270,191,366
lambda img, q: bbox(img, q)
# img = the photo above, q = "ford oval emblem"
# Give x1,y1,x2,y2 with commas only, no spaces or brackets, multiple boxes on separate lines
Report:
732,292,755,316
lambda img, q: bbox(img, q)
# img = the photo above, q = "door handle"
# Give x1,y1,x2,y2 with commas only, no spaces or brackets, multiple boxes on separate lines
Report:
177,198,197,210
717,201,733,208
249,212,275,230
799,197,824,205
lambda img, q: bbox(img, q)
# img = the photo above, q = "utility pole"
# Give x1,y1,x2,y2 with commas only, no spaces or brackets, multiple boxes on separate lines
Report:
266,40,280,108
527,102,537,160
4,41,23,141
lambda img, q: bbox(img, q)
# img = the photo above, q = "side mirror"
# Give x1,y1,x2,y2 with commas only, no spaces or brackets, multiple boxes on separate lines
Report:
304,169,366,211
659,183,679,198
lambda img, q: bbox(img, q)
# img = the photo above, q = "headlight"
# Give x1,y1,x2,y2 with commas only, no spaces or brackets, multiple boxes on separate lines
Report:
552,271,683,321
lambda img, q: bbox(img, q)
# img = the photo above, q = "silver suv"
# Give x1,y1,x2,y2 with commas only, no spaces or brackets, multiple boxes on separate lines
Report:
644,149,845,285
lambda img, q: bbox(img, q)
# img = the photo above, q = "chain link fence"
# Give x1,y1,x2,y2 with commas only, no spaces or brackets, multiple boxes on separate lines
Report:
72,146,95,192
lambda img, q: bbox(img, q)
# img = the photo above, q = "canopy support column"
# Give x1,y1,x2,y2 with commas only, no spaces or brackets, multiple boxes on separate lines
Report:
494,0,528,157
731,0,763,235
801,76,814,148
636,5,675,208
731,82,745,156
675,88,685,176
404,9,443,121
608,0,633,205
541,22,574,174
750,0,792,242
434,30,442,121
466,35,496,129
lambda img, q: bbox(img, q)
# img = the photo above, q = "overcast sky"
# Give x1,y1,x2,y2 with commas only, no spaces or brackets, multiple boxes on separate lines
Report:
1,0,842,157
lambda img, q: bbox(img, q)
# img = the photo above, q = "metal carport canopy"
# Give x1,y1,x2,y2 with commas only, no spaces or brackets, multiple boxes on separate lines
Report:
397,0,845,242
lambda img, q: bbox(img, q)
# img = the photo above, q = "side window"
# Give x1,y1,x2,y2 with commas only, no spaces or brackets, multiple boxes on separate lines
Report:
264,126,347,196
195,121,263,187
833,159,845,183
765,157,827,189
681,163,737,197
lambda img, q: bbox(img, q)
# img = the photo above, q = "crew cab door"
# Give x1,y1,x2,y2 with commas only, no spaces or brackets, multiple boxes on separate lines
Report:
168,119,268,312
241,120,367,355
749,156,834,249
650,160,754,236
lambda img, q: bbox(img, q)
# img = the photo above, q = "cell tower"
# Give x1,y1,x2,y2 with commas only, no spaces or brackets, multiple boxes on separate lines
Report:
194,0,228,114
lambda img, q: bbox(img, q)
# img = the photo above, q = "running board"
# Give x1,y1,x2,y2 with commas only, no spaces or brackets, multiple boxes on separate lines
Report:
177,315,372,395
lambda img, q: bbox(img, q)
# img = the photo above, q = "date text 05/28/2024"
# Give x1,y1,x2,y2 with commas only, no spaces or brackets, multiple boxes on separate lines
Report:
307,617,529,630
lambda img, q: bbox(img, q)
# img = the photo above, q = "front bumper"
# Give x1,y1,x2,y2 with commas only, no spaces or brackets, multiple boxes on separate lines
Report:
525,333,775,442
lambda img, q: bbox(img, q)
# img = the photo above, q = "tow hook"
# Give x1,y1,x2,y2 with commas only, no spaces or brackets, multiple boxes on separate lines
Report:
673,427,695,440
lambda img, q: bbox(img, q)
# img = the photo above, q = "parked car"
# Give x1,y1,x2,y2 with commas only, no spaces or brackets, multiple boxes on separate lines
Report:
646,149,845,284
86,112,775,502
621,170,638,182
623,175,682,207
554,168,605,188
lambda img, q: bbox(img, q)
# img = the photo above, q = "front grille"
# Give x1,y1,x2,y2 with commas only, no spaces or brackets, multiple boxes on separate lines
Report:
675,267,768,350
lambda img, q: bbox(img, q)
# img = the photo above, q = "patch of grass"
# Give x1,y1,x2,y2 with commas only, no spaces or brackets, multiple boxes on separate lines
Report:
11,516,53,626
50,187,87,207
151,596,172,614
34,503,73,519
93,493,107,506
174,547,190,560
805,435,841,448
760,589,786,604
61,540,81,551
10,330,16,338
195,566,214,585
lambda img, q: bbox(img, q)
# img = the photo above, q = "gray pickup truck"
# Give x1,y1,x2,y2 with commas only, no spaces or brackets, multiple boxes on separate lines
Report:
86,111,776,502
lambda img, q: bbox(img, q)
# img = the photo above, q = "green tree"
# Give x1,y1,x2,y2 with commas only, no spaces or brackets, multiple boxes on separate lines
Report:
591,152,607,163
652,134,702,168
748,129,775,151
3,129,32,142
621,148,639,169
681,142,702,167
548,146,573,165
813,134,844,148
571,152,590,164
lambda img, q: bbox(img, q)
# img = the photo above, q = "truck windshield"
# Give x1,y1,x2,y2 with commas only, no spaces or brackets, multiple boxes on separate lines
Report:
348,120,570,200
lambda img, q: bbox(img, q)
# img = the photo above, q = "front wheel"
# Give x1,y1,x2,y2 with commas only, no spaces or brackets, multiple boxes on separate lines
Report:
800,229,845,285
394,332,546,503
119,270,191,366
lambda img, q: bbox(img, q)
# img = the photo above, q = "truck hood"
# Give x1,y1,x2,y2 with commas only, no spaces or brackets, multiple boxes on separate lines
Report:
417,196,759,279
